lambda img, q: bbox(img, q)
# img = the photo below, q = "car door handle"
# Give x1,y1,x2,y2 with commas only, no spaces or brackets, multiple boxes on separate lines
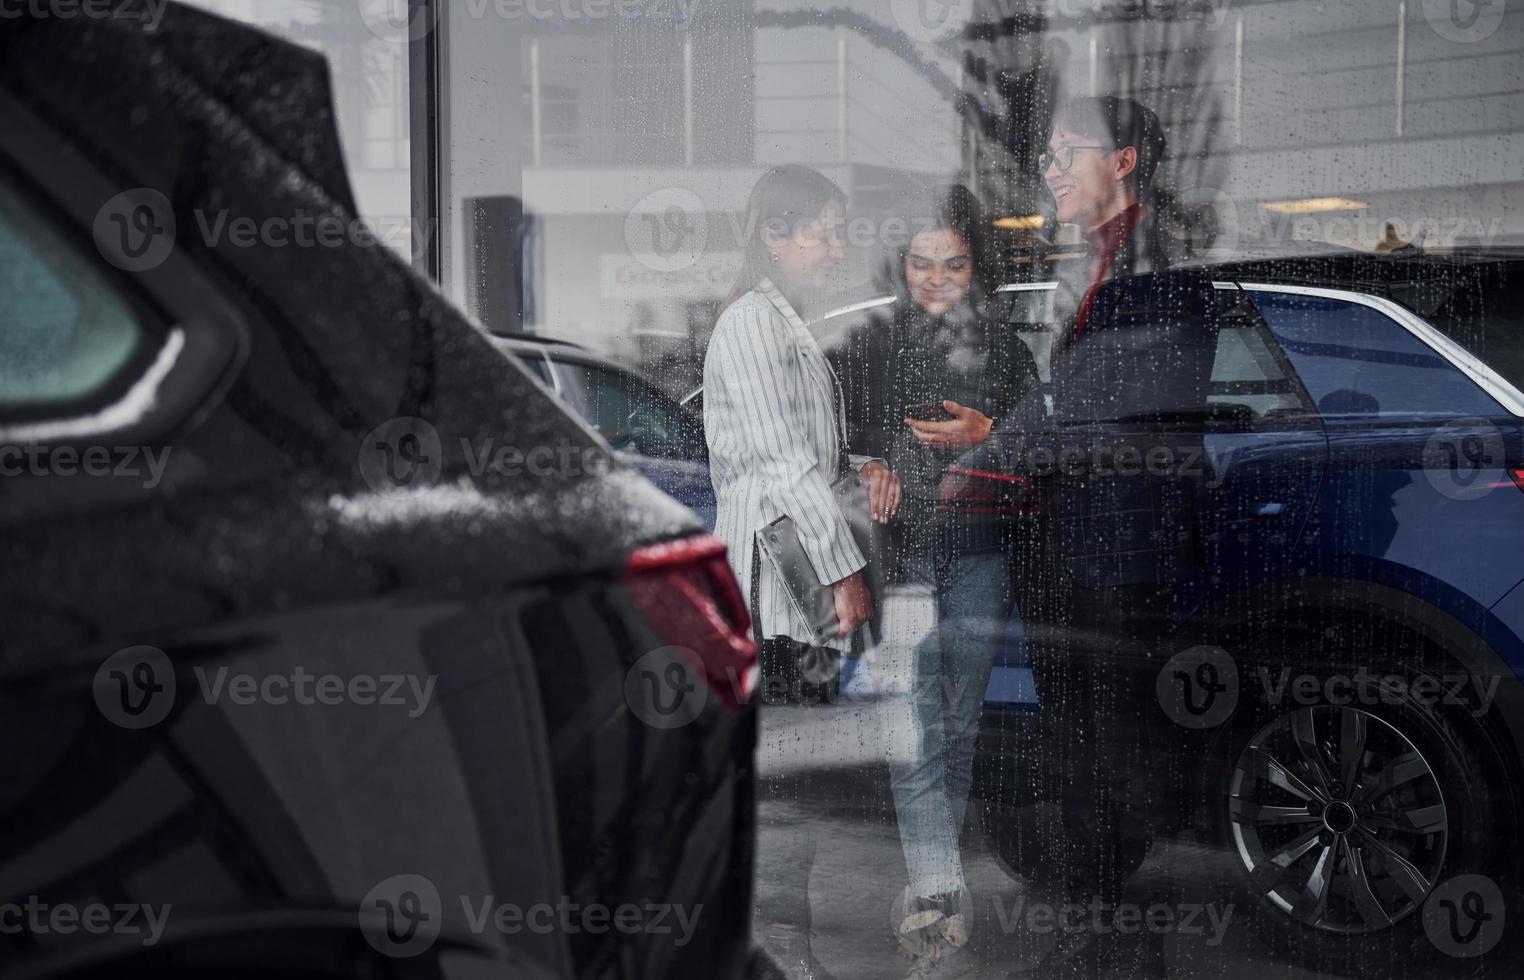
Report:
1255,502,1285,517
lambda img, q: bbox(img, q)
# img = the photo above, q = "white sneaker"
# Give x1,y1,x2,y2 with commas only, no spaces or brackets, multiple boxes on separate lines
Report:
893,886,972,959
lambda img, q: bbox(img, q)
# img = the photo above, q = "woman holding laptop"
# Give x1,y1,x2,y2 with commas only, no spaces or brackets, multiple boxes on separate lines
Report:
702,165,900,693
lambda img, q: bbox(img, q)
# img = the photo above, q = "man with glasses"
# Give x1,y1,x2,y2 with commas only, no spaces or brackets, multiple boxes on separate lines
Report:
1039,96,1171,343
984,96,1179,979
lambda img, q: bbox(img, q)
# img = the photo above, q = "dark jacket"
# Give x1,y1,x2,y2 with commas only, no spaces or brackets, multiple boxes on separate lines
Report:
828,299,1041,567
1049,203,1175,354
950,202,1213,591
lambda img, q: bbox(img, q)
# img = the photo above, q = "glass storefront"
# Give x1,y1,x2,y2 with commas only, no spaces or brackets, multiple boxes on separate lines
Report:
80,2,1524,976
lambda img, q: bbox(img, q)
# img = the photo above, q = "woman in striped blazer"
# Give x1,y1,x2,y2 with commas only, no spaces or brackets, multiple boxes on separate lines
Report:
703,166,900,675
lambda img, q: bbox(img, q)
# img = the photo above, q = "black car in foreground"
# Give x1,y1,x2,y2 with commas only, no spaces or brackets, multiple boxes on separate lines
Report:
0,8,759,979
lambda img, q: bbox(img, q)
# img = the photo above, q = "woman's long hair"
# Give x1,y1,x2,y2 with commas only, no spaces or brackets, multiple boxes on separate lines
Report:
875,183,996,315
722,165,847,312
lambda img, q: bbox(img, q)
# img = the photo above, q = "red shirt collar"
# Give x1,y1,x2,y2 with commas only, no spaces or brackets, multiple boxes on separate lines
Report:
1084,201,1148,267
1069,202,1149,344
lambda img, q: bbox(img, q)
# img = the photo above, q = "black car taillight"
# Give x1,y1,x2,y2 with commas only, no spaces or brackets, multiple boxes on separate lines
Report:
625,535,758,711
1512,467,1524,493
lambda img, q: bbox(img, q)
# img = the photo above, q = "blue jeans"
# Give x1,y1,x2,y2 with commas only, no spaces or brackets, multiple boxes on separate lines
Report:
887,549,1019,897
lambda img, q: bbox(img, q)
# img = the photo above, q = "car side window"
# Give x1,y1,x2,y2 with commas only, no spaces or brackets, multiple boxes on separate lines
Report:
1207,322,1313,423
0,177,153,417
1001,288,1059,384
1251,290,1504,418
550,359,705,462
549,360,629,441
1002,287,1057,328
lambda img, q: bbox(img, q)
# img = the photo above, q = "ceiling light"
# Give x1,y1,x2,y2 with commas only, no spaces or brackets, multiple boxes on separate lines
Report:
992,214,1045,230
1260,197,1369,214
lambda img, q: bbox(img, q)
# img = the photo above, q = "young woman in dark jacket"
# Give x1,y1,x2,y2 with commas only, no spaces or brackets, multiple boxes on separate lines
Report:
827,184,1039,974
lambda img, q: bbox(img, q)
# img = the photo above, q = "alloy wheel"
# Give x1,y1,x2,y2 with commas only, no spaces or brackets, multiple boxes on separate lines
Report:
1229,705,1448,934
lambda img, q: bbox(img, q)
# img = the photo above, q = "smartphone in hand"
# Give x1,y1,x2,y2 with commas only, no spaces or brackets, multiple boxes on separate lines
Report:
905,402,955,422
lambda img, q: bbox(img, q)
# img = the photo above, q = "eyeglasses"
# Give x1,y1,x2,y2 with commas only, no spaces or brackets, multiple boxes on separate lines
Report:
1037,144,1111,174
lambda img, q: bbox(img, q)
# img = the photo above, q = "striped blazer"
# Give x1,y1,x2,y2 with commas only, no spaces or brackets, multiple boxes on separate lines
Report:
703,279,866,649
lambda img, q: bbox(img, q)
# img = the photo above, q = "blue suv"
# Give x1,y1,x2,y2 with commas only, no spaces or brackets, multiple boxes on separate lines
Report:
972,252,1524,969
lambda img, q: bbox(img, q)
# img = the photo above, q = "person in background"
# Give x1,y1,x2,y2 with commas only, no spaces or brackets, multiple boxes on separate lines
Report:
966,96,1176,979
1043,95,1171,344
830,184,1040,979
703,164,900,699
